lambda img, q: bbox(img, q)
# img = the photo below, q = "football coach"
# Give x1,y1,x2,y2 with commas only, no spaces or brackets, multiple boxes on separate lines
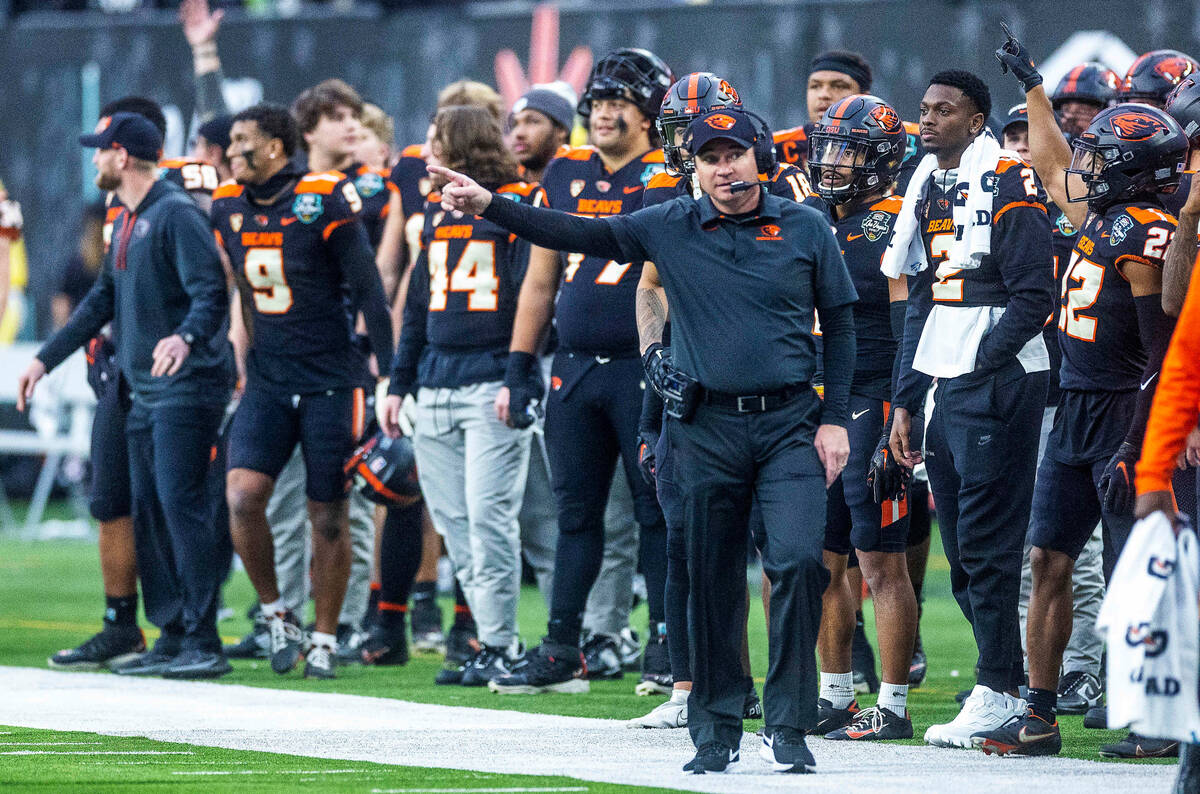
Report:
432,107,857,775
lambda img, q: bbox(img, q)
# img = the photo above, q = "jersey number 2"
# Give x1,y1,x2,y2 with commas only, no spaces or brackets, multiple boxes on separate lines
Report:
1058,249,1104,342
428,239,498,311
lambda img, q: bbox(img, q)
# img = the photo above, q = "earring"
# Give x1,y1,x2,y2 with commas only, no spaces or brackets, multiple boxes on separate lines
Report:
269,152,277,159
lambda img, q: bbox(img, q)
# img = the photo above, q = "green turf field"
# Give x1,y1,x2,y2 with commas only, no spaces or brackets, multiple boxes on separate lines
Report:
0,525,1163,768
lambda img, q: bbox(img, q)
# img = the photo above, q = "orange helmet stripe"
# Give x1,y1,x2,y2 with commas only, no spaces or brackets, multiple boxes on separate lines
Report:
685,72,700,101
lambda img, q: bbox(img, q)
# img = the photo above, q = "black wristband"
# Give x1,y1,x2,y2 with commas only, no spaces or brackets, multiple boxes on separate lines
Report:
504,350,539,387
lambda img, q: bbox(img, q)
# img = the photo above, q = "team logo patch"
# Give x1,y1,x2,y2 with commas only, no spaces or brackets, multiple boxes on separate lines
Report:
1055,213,1077,236
550,376,563,391
1126,622,1169,657
1111,112,1170,141
570,179,586,197
132,218,151,240
756,223,782,241
869,104,901,133
254,214,269,227
229,213,243,233
355,171,384,198
719,79,740,105
291,193,324,224
861,210,892,242
1148,555,1177,579
596,180,611,193
640,163,664,186
1110,214,1134,246
705,113,737,130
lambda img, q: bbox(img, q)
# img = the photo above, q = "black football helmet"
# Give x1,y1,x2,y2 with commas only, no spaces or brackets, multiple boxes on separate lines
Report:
344,431,421,507
807,94,907,205
1051,62,1120,110
1166,76,1200,144
657,73,743,174
1065,103,1188,209
578,48,674,122
1120,50,1200,106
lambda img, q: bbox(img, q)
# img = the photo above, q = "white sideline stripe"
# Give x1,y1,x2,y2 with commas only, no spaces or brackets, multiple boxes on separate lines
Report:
0,750,194,756
370,789,590,793
172,769,367,775
0,666,1176,794
0,741,102,745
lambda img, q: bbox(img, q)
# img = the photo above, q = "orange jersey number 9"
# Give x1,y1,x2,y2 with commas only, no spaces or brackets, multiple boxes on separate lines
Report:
244,248,292,314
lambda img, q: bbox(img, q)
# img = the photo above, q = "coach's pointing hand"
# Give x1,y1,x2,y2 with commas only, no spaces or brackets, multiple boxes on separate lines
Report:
428,165,493,216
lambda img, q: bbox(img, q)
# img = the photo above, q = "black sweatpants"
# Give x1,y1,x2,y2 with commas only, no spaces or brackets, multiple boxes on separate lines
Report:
544,352,666,645
669,388,828,750
923,362,1047,693
126,400,225,653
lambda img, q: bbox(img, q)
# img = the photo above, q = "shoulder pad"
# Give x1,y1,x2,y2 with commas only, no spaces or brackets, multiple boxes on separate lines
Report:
869,195,904,216
297,171,345,195
496,181,539,198
641,149,665,164
773,125,807,144
1126,205,1178,227
400,144,424,159
994,155,1027,175
902,121,920,135
157,158,192,169
212,183,245,200
646,171,682,189
557,146,598,162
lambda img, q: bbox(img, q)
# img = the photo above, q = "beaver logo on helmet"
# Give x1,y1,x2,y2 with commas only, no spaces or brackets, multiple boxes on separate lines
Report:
869,104,901,133
719,80,740,105
705,113,738,130
1111,112,1170,141
1154,56,1197,85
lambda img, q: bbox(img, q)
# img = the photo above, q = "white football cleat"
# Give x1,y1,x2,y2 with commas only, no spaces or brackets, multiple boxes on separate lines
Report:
627,689,688,728
924,684,1025,748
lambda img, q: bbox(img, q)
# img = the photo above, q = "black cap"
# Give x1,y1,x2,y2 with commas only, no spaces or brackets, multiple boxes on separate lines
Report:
511,88,575,132
79,112,163,162
1002,103,1029,134
197,114,234,152
684,109,757,154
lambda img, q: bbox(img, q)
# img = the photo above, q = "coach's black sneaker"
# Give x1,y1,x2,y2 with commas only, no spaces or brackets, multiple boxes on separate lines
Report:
489,641,589,694
411,597,446,655
303,641,337,679
827,705,914,741
360,619,409,666
744,688,763,719
225,611,269,660
1084,703,1107,729
851,615,879,694
1056,670,1103,715
972,709,1060,756
268,609,304,674
1174,742,1200,794
161,649,232,680
684,742,739,774
809,698,860,735
760,727,816,773
435,625,479,685
111,636,181,676
909,630,927,688
1100,732,1180,758
460,644,517,687
48,622,145,671
636,629,672,696
582,633,623,680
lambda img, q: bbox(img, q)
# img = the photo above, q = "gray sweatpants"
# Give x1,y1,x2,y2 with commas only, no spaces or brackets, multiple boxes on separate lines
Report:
413,381,531,650
1019,405,1105,677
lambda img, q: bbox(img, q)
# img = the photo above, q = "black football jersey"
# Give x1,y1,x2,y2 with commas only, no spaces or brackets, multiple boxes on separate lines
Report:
346,162,397,250
389,144,434,268
1057,202,1177,392
211,170,367,392
539,146,666,356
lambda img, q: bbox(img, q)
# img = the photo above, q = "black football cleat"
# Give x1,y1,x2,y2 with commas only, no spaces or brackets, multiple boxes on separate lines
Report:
48,622,145,671
161,649,232,680
635,629,672,696
111,636,181,676
268,609,304,675
1056,670,1103,715
582,633,623,680
809,698,861,735
826,705,914,741
1099,732,1180,758
360,621,409,666
973,709,1061,756
489,641,588,694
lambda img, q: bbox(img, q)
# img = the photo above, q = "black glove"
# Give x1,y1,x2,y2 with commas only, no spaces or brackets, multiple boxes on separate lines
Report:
503,351,545,430
994,22,1043,92
1098,441,1139,516
642,343,673,399
637,429,659,485
867,432,911,504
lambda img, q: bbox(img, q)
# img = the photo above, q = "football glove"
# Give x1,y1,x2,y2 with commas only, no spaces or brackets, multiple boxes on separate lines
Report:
995,22,1043,92
637,429,659,485
642,343,674,399
1098,441,1139,516
867,432,910,504
503,351,545,430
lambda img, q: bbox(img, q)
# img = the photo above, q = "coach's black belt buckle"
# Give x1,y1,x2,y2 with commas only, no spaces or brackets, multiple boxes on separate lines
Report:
737,395,768,413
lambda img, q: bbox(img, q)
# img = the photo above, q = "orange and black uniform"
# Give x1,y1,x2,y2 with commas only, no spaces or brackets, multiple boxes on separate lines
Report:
346,162,398,251
775,119,925,193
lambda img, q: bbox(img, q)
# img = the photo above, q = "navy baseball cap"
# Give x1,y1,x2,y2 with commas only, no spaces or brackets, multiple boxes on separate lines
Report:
197,114,234,152
1002,103,1029,134
685,109,757,154
79,112,164,162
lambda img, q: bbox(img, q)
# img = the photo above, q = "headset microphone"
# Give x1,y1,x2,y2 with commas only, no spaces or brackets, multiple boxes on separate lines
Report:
728,181,757,193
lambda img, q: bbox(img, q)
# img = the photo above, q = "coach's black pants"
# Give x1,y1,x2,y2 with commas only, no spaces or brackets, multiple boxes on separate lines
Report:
670,388,828,750
126,400,225,653
923,362,1047,693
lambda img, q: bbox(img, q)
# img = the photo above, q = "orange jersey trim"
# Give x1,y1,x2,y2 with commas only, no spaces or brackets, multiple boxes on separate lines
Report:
646,171,683,190
1127,206,1179,226
323,217,354,240
212,183,244,200
994,156,1027,175
296,171,345,195
640,149,665,164
496,181,538,198
1138,252,1200,493
559,146,598,162
993,200,1046,224
870,195,904,214
401,143,424,158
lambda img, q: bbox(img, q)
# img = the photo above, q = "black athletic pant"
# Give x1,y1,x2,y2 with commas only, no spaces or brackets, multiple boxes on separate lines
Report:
544,353,666,646
670,389,828,749
126,400,225,653
923,362,1047,693
379,500,424,607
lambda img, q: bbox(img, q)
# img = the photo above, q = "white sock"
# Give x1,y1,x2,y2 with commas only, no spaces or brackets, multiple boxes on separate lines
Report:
310,631,338,650
670,688,689,704
878,682,908,717
820,672,855,709
260,599,284,618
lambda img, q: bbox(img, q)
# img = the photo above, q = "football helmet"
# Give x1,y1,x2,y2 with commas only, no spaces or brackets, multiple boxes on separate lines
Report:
658,72,743,175
1120,50,1200,106
344,431,421,507
1051,62,1120,110
1065,103,1188,208
578,48,674,121
1166,76,1200,144
807,94,907,204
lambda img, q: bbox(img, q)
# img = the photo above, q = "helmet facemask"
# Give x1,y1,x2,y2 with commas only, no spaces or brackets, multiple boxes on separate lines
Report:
808,131,883,205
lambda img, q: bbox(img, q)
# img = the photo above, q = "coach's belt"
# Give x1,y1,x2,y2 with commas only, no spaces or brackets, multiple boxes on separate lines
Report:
702,384,808,413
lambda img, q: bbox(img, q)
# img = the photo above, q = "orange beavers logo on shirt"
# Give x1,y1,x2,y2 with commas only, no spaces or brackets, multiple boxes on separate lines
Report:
756,223,782,241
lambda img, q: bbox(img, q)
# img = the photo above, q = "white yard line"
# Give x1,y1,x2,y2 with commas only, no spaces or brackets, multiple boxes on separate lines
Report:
0,666,1176,794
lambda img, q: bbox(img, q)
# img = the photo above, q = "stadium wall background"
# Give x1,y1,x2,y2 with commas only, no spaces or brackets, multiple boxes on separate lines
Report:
1,0,1195,336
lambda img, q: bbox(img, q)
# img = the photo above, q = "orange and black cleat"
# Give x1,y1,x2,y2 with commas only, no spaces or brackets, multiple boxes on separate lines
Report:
972,708,1062,756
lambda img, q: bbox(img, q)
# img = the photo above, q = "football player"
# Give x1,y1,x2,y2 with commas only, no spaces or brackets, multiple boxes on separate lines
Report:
380,104,540,686
508,86,575,183
489,48,674,694
1001,104,1030,161
212,103,392,680
1051,62,1120,138
804,95,916,741
356,103,394,171
988,32,1188,758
